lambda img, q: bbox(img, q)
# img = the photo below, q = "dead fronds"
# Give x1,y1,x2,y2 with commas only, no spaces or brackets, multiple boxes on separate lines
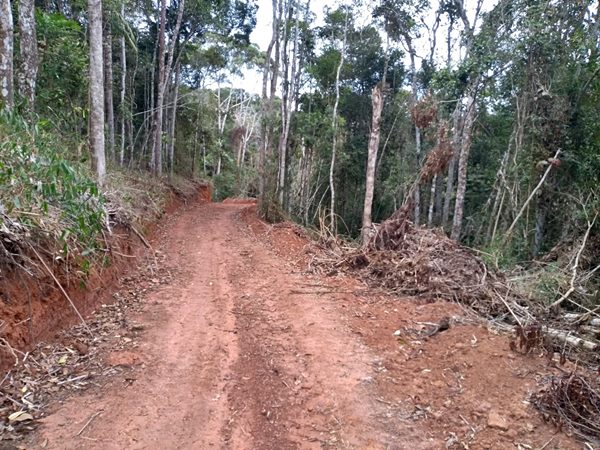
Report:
411,95,438,129
420,122,454,183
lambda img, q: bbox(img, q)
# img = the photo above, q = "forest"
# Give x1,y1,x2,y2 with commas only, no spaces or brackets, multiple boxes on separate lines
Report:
2,0,599,256
0,0,598,313
1,0,600,445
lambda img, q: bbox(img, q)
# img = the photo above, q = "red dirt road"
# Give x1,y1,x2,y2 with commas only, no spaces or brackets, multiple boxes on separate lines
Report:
31,203,578,449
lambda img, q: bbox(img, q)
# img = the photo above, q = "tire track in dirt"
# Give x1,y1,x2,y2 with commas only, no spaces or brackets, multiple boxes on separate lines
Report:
28,202,577,450
33,204,241,449
31,203,431,449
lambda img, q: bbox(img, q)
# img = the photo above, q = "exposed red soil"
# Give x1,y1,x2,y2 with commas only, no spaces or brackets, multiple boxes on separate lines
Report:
223,197,258,205
0,185,207,374
17,202,581,449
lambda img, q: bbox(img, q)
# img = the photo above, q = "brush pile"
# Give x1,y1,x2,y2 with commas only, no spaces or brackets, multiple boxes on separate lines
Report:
532,372,600,445
315,209,511,317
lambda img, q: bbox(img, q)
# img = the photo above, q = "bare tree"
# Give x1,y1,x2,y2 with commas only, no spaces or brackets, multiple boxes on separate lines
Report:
450,87,478,240
258,0,279,216
361,83,384,244
167,63,180,177
17,0,38,113
88,0,106,185
0,0,14,111
150,0,184,176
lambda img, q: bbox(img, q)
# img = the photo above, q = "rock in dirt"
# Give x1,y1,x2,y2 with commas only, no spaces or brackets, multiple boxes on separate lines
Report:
487,410,509,431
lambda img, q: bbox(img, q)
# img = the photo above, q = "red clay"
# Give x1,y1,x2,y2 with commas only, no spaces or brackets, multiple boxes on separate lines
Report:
28,203,579,449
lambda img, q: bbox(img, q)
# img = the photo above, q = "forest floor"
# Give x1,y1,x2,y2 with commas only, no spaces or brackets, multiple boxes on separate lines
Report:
21,201,582,450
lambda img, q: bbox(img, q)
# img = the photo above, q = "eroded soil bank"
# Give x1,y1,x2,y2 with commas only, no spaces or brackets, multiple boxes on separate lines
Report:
14,201,579,449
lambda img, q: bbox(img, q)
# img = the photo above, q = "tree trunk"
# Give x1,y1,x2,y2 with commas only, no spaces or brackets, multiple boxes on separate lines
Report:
88,0,106,185
329,7,349,233
258,0,278,215
167,63,180,178
151,0,184,176
451,90,477,241
103,17,115,161
0,0,14,111
442,105,461,228
361,84,384,244
150,0,167,176
407,40,421,225
427,174,437,226
17,0,37,113
119,3,126,166
277,0,297,207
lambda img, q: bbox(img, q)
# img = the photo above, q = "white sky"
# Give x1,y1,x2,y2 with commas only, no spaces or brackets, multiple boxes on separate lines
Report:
231,0,493,94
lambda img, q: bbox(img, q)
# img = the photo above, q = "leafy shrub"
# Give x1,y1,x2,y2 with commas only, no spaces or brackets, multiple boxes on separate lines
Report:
0,115,104,258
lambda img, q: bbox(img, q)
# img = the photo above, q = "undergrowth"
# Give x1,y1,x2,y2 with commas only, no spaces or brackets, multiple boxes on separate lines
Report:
0,114,200,277
0,115,104,269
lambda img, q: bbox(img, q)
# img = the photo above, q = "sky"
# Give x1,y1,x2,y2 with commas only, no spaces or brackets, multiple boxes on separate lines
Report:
232,0,492,95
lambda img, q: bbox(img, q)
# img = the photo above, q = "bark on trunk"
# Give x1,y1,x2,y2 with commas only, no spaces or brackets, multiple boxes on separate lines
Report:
258,0,278,215
17,0,37,113
329,8,349,233
442,105,461,228
119,3,126,166
103,18,115,161
88,0,106,185
151,0,184,176
451,91,477,241
407,41,421,225
0,0,14,111
167,63,180,178
150,0,167,175
361,84,384,245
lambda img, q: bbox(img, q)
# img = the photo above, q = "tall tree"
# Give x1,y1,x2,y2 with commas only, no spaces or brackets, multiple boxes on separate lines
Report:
150,0,167,175
103,16,115,160
374,0,428,224
88,0,106,184
118,1,126,165
329,5,349,233
17,0,38,113
361,83,384,244
0,0,14,111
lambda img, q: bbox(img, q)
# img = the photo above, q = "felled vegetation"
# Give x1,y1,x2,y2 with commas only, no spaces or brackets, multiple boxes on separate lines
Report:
532,373,600,445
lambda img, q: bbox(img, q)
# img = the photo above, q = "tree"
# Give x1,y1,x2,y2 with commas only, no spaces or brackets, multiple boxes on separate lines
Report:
103,15,115,160
17,0,38,113
374,0,428,224
150,0,167,175
361,83,384,244
0,0,14,111
88,0,106,185
329,5,350,233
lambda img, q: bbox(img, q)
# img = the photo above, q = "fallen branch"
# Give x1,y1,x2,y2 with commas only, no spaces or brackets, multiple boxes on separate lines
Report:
504,149,561,243
548,213,598,309
76,411,102,437
130,225,152,250
544,327,598,351
30,245,93,338
0,337,19,366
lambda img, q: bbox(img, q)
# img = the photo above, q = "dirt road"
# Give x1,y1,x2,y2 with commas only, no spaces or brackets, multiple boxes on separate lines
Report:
32,202,578,449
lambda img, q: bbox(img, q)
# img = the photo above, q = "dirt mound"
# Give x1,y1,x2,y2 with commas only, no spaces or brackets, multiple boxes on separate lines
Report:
198,182,212,202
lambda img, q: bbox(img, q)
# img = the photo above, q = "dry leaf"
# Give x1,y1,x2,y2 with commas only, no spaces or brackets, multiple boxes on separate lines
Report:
8,411,34,422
